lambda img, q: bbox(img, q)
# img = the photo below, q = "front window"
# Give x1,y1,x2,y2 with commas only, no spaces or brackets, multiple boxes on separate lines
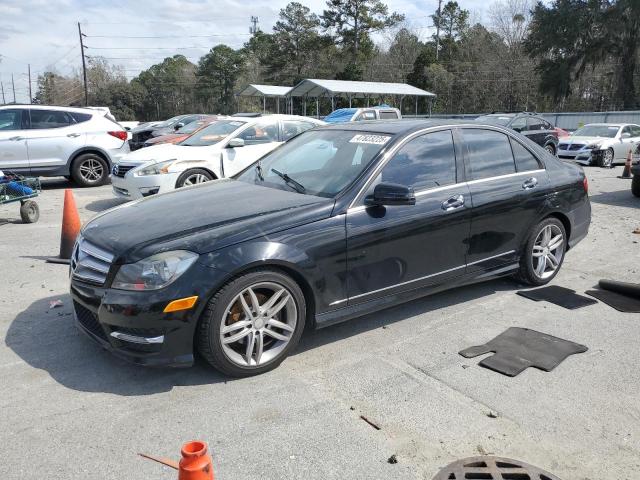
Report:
236,129,391,198
180,120,245,146
475,115,513,126
0,109,22,130
573,125,620,138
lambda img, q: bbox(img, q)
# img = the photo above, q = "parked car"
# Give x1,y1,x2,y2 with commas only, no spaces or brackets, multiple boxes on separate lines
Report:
72,120,590,376
111,115,324,199
118,121,140,132
554,126,570,138
129,115,205,150
474,112,559,154
149,114,210,138
324,106,402,123
0,105,129,186
143,116,220,147
557,123,640,167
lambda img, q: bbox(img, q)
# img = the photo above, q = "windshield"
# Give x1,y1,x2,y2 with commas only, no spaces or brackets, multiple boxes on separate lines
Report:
475,115,512,126
180,120,245,146
572,125,620,138
236,129,391,198
177,120,211,134
155,115,183,128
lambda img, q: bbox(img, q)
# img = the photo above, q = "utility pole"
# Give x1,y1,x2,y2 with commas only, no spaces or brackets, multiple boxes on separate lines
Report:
11,74,16,103
1,81,5,105
435,0,443,61
78,21,88,106
28,64,32,103
249,16,260,34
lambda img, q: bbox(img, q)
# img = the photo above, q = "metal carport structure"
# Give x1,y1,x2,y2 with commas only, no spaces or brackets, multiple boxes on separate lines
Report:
285,79,436,117
236,84,293,114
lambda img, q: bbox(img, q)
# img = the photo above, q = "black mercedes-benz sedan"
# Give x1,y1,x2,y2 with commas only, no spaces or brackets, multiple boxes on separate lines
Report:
70,120,591,377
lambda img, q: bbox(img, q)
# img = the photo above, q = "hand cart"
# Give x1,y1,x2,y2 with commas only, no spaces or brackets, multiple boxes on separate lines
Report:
0,174,41,223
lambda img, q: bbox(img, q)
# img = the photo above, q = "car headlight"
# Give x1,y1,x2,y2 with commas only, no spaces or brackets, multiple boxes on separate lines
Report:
135,159,177,176
586,142,602,150
112,250,198,290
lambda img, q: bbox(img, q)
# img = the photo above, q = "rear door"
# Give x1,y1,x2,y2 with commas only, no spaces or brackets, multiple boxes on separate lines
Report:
221,118,282,177
462,127,549,272
346,129,471,304
25,109,86,172
0,109,30,172
618,125,638,160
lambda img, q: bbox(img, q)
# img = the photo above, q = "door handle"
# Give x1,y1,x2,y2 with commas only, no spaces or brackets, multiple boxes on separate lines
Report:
522,177,538,190
441,194,465,211
67,133,81,138
8,136,23,141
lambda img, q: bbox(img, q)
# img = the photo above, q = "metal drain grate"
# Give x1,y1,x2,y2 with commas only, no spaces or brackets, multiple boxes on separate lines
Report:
432,456,562,480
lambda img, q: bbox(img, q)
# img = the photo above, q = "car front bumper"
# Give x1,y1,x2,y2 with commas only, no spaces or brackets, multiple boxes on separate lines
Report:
110,170,180,200
70,262,227,367
558,149,594,165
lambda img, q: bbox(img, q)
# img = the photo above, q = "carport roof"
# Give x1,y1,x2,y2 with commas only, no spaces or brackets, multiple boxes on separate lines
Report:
287,79,436,98
237,84,292,97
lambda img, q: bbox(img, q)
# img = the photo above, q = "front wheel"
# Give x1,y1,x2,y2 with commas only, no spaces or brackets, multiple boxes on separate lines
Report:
544,144,556,156
176,169,214,188
598,148,614,168
197,269,306,377
515,217,567,286
632,175,640,198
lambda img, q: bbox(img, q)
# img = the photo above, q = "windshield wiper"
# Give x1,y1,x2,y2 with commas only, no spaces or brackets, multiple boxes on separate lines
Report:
255,161,264,181
271,168,306,193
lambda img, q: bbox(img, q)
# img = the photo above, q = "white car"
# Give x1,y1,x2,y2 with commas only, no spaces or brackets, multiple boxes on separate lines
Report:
0,105,130,186
558,123,640,167
110,115,324,200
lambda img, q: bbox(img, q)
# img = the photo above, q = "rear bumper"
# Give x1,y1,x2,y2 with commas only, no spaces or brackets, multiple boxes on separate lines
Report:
567,197,591,249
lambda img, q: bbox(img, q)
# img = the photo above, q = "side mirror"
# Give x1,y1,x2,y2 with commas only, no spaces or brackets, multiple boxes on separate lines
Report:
174,122,185,131
227,137,245,148
365,182,415,207
621,132,631,139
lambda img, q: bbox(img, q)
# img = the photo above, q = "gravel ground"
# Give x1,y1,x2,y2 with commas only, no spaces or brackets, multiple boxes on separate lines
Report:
1,167,638,480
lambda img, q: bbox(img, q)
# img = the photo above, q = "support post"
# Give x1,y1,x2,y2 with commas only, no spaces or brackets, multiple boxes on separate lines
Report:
28,64,32,103
348,95,352,108
11,74,16,103
415,97,418,116
78,22,88,106
276,97,280,114
331,96,335,112
316,98,319,118
263,96,266,113
1,81,5,104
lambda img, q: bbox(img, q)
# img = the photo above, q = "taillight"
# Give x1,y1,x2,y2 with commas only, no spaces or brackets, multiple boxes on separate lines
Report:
108,131,128,141
583,176,588,193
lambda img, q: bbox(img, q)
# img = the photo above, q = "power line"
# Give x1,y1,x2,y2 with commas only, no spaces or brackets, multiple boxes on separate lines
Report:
84,33,253,39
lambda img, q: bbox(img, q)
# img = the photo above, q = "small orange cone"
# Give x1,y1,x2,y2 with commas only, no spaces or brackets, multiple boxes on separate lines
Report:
619,149,632,179
48,189,81,264
140,441,215,480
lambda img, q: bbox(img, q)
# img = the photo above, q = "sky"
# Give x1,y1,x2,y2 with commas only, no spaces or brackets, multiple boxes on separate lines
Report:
0,0,492,103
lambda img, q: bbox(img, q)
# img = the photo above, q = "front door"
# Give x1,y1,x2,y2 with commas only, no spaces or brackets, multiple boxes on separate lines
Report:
346,129,471,304
222,118,282,177
461,127,549,272
0,109,29,172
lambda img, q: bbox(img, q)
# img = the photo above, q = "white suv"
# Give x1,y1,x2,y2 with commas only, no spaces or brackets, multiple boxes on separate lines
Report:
0,105,129,187
111,115,323,200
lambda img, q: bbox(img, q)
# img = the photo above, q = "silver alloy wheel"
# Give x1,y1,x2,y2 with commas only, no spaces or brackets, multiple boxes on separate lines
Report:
78,158,104,183
220,282,297,368
183,173,210,186
532,224,564,279
602,148,614,167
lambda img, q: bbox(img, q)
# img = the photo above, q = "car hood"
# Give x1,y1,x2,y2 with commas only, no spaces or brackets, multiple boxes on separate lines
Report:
119,143,218,166
560,136,611,146
82,179,335,263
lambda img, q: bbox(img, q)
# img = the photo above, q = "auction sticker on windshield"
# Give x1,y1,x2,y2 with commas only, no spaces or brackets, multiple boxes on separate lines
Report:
349,134,391,145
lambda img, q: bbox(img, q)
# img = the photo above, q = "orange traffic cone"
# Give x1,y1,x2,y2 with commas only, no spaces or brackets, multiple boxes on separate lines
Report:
139,441,215,480
47,189,81,264
619,149,632,179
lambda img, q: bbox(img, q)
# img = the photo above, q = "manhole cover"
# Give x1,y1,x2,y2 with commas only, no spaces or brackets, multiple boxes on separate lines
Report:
432,456,562,480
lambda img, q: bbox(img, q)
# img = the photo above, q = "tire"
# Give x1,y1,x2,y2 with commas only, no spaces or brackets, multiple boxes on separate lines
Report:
71,153,109,187
598,148,614,168
20,200,39,223
197,269,306,377
544,144,556,156
176,169,214,188
515,217,567,286
632,174,640,198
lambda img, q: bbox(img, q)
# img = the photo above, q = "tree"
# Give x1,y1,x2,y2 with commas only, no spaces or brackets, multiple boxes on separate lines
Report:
322,0,404,67
525,0,640,109
431,1,469,61
197,45,245,114
488,0,533,48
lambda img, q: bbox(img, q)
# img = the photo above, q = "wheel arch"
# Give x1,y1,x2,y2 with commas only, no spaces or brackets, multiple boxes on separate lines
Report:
543,211,572,248
175,167,219,188
68,147,111,170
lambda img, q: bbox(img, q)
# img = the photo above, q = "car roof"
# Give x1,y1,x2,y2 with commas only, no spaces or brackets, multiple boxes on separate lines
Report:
582,123,628,127
320,119,476,135
0,104,103,115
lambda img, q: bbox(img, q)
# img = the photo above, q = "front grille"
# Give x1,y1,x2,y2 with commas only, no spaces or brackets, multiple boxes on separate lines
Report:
74,301,108,341
558,143,568,150
569,143,585,150
71,237,114,286
112,164,134,178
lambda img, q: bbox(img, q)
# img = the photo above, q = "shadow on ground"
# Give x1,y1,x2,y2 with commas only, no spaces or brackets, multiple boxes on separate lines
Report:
85,197,128,212
6,279,515,396
589,187,638,208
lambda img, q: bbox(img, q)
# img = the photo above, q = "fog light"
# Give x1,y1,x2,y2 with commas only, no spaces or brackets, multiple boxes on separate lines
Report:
164,296,198,313
139,186,160,197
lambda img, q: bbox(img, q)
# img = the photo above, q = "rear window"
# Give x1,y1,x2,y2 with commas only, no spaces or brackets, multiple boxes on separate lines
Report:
510,138,542,172
462,128,516,180
69,112,92,123
29,109,73,129
378,111,399,120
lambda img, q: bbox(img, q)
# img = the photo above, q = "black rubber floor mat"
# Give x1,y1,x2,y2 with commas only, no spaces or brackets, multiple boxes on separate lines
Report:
459,327,588,377
586,289,640,313
599,279,640,299
517,285,598,309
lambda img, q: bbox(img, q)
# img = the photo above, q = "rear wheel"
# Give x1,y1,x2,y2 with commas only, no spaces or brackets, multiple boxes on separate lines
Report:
632,175,640,198
71,153,109,187
515,217,567,286
197,269,306,377
20,200,39,223
176,169,214,188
